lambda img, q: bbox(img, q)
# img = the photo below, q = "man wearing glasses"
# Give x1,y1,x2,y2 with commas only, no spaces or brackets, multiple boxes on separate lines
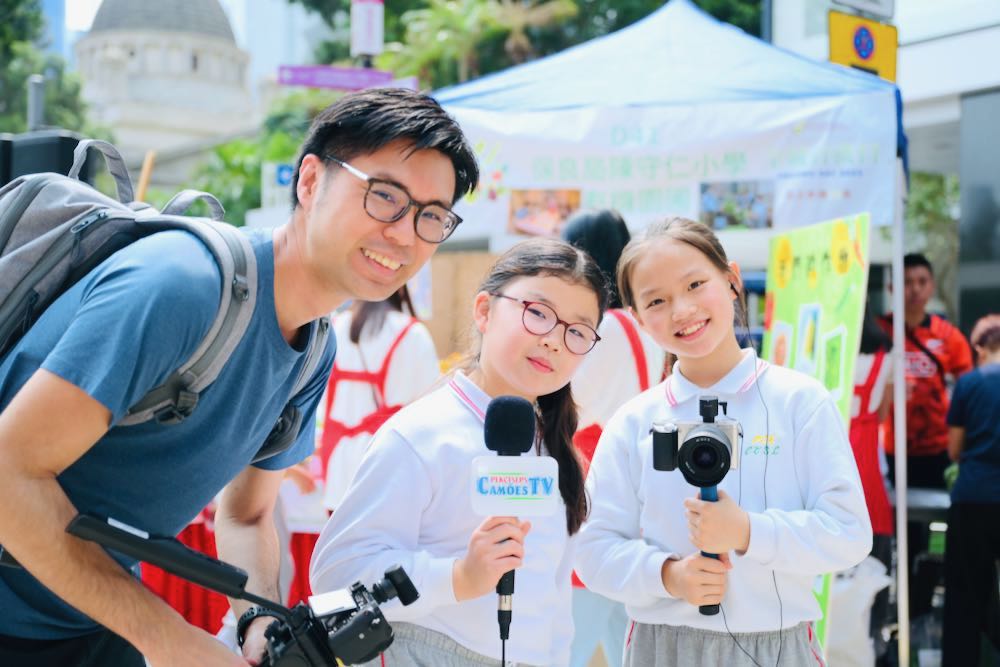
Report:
0,88,478,666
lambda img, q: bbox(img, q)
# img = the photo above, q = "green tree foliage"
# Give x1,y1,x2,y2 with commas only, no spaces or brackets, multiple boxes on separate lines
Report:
0,0,42,60
188,138,265,226
0,0,99,135
291,0,759,89
288,0,415,51
378,0,504,86
0,43,91,133
493,0,579,64
188,89,343,226
528,0,759,65
906,172,961,319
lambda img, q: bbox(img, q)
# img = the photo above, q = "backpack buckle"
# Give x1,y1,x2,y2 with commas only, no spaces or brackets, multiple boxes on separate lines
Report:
154,389,199,424
232,276,249,302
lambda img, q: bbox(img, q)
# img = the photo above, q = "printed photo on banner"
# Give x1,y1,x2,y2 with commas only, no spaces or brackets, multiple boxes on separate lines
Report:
821,324,847,400
795,303,821,375
768,320,794,367
699,180,774,230
508,188,581,237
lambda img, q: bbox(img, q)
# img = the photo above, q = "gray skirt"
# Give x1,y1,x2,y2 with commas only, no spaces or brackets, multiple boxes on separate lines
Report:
359,621,541,667
622,620,825,666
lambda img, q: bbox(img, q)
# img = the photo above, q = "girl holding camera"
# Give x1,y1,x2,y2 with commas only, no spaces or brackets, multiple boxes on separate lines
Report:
574,217,871,666
310,238,608,666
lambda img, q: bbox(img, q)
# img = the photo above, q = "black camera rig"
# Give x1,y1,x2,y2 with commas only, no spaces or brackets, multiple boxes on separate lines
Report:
64,514,418,665
651,396,741,616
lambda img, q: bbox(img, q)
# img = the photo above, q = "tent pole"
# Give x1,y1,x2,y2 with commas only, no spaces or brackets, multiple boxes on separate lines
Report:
892,156,910,667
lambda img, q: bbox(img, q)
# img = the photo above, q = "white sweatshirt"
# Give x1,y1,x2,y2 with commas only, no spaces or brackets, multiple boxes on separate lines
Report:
575,350,871,632
310,371,575,666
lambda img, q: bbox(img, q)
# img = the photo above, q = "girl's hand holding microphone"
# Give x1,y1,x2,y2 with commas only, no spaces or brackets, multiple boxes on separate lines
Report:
452,516,532,601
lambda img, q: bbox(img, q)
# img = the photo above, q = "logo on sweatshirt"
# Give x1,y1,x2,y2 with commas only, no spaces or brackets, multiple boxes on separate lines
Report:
744,434,781,456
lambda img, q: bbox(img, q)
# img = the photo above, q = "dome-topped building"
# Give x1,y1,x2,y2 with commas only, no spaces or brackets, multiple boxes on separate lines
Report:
90,0,237,42
75,0,255,181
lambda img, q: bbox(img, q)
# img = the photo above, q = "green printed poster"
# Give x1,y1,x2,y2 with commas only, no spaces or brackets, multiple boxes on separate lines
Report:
762,214,871,653
762,214,870,423
812,572,833,648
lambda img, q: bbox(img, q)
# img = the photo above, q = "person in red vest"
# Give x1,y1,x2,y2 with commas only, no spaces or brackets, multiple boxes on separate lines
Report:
562,209,665,667
880,253,973,489
849,304,895,659
284,285,440,605
880,253,973,621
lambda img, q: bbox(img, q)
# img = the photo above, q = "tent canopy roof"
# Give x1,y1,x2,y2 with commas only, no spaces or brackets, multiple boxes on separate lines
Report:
435,0,896,111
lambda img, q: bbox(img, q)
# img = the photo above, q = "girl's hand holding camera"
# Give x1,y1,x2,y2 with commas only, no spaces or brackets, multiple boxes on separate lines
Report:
452,516,532,601
684,490,751,555
660,552,732,607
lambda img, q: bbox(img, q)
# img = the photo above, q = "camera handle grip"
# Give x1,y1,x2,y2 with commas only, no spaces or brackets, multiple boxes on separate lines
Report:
697,485,721,617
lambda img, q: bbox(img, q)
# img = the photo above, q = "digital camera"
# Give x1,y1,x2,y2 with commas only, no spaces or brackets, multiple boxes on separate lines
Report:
651,396,741,488
60,514,418,666
259,565,418,666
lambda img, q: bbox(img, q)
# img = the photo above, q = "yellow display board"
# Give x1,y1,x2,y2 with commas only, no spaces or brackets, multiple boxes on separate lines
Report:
828,10,898,82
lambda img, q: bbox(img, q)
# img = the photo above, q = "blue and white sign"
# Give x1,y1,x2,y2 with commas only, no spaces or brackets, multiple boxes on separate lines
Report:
470,456,560,517
262,162,296,209
276,164,294,187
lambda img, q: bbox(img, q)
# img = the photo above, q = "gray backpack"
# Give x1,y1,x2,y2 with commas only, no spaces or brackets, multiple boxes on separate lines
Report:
0,139,329,463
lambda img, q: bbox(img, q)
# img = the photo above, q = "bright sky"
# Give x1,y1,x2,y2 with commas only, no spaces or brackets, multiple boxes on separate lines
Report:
65,0,103,31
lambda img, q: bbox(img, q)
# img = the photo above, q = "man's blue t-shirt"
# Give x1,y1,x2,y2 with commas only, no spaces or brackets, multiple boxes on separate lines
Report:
0,228,335,639
947,363,1000,503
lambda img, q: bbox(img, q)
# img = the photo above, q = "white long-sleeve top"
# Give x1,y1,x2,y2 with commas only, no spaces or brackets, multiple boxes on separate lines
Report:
575,350,871,632
310,371,575,666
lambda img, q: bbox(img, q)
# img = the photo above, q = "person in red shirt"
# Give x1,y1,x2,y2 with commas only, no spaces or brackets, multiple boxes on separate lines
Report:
880,253,973,489
880,253,974,621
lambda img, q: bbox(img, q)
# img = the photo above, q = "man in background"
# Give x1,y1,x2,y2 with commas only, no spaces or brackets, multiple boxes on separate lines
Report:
881,252,973,489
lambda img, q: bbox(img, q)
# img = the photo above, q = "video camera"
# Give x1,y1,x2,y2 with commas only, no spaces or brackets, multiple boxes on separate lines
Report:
64,514,418,666
651,396,741,488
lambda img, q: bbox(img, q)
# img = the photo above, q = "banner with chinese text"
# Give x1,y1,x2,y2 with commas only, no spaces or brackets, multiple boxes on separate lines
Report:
446,95,895,248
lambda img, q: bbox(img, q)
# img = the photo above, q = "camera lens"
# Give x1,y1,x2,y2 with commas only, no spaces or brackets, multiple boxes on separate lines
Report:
692,445,719,470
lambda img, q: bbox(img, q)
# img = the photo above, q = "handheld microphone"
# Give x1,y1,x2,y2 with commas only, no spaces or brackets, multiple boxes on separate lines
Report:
483,396,536,644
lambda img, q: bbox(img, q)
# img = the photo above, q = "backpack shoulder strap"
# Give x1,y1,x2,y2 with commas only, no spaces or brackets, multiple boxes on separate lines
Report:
118,219,257,425
250,316,331,465
291,315,332,399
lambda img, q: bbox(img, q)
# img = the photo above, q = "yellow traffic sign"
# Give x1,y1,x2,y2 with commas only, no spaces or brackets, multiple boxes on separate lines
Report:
828,10,898,82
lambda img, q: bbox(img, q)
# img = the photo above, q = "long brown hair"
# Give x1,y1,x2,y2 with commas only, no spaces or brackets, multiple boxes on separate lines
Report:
463,238,610,535
617,217,748,331
348,284,417,344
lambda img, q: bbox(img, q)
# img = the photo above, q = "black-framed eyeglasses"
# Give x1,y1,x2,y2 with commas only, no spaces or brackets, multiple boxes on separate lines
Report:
491,293,601,355
323,155,462,244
